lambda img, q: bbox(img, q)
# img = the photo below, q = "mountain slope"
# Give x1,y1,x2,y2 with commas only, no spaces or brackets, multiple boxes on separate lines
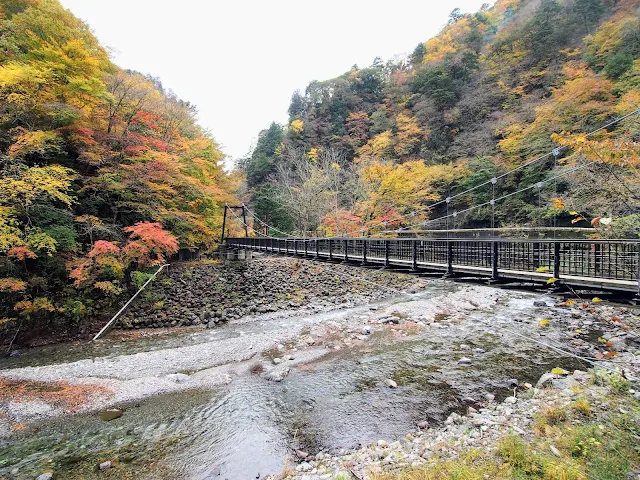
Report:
243,0,640,236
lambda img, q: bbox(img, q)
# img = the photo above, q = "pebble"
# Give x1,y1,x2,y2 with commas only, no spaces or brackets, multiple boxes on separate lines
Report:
384,379,398,388
99,461,112,471
35,474,53,480
457,357,472,366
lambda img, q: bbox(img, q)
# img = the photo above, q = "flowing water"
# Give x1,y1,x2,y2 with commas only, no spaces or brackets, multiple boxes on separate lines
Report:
0,284,586,480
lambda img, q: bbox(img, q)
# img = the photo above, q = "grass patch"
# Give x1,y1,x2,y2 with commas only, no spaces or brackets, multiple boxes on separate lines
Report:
571,397,592,416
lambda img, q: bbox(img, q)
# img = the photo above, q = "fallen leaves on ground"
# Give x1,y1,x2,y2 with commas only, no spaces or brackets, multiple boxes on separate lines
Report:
0,378,113,412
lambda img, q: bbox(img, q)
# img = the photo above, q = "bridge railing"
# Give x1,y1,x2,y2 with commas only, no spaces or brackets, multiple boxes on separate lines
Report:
225,237,640,293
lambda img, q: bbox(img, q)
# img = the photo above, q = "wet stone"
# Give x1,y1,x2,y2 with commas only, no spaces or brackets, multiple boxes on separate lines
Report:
99,409,123,421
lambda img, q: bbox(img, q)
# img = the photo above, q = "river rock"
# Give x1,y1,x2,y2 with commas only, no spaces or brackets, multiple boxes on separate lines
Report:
533,300,547,307
167,373,190,383
484,393,495,402
362,326,372,335
457,357,472,366
99,460,112,471
384,379,398,388
265,367,290,382
536,373,555,388
99,409,122,421
35,474,53,480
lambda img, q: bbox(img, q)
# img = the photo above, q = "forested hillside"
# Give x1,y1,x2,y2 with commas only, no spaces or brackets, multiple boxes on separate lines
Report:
0,0,237,341
242,0,640,237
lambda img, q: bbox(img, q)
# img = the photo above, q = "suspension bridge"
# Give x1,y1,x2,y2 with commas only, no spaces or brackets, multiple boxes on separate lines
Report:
224,109,640,299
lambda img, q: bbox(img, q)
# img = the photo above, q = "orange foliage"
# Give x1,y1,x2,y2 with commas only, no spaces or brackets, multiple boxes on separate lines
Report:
122,222,179,266
0,278,27,292
0,378,112,412
7,246,36,260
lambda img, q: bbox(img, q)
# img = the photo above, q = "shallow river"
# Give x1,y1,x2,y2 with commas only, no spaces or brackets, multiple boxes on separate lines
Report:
0,283,585,480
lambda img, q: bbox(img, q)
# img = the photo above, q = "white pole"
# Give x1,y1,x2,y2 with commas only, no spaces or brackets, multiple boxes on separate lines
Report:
92,264,170,341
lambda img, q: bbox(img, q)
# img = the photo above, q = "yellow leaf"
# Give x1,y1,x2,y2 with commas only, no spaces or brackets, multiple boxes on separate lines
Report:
597,337,607,344
575,329,585,334
538,319,550,327
592,297,602,303
547,278,559,284
536,266,550,273
569,211,578,215
551,367,569,375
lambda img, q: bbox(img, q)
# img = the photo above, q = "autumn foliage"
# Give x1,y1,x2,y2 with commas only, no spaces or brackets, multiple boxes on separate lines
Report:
243,0,640,237
0,0,238,339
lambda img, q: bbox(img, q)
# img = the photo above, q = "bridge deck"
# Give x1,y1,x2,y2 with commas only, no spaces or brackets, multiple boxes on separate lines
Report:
226,237,640,295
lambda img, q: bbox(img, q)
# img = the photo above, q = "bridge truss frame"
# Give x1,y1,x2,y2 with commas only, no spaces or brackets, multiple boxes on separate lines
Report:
226,236,640,298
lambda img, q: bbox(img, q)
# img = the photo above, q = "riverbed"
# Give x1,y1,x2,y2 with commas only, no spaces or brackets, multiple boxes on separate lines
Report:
1,259,636,480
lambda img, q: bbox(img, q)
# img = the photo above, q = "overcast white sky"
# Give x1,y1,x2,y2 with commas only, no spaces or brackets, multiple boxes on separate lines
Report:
59,0,491,166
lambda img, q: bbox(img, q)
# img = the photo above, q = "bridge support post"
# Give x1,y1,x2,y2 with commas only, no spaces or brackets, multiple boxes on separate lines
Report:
553,241,561,280
343,239,349,263
328,239,333,261
304,239,308,258
549,241,568,292
443,241,454,278
361,240,368,266
411,241,418,271
293,239,298,256
383,240,390,269
490,241,499,281
315,239,319,259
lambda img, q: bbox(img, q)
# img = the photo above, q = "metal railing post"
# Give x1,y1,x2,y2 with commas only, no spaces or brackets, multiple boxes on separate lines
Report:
344,239,348,262
384,240,390,268
491,241,499,281
328,239,333,260
361,240,368,266
446,241,453,276
553,241,561,279
412,240,418,271
315,239,320,258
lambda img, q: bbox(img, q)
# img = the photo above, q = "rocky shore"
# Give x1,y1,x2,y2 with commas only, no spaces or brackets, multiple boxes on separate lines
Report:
119,256,426,329
274,367,640,480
